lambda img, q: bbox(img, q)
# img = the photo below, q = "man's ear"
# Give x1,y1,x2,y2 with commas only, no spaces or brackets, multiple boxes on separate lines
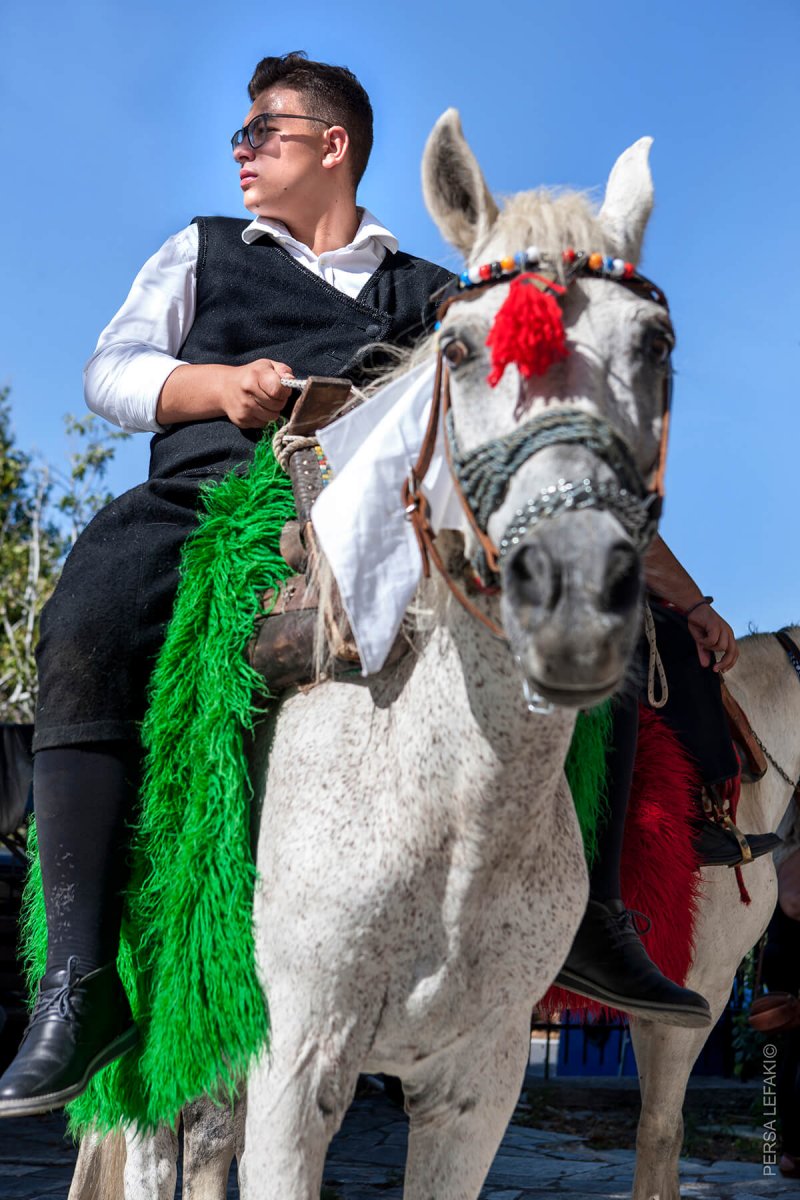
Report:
422,109,498,258
598,137,654,263
322,125,350,171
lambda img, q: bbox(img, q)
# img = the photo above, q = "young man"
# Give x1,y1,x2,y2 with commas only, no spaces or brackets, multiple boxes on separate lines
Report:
0,52,775,1116
0,52,453,1117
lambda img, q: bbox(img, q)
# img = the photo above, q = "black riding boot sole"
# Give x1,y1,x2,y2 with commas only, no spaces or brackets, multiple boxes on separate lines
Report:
0,1025,139,1118
556,969,712,1028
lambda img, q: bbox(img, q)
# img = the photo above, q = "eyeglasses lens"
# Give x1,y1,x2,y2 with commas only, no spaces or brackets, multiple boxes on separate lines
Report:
247,115,270,149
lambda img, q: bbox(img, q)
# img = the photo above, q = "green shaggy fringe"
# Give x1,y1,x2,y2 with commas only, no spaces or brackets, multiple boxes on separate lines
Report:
19,430,609,1134
565,701,612,865
22,437,295,1134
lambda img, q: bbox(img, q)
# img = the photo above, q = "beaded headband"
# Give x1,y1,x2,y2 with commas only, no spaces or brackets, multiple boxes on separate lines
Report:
456,246,636,290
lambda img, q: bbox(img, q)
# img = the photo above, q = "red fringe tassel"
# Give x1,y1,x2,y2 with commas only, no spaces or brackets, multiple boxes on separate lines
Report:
542,706,704,1019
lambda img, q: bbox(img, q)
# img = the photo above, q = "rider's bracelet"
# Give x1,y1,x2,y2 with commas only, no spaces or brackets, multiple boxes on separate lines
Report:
684,595,714,617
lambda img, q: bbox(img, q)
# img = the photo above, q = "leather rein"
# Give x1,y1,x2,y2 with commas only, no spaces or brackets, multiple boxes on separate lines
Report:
402,255,673,641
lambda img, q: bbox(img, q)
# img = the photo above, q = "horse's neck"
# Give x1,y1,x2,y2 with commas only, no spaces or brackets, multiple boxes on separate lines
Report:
392,583,578,860
726,627,800,832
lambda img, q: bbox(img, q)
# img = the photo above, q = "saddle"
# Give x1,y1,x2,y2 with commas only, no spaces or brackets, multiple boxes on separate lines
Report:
247,378,409,690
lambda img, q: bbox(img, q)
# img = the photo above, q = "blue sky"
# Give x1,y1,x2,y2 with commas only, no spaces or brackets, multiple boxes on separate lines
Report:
1,0,798,636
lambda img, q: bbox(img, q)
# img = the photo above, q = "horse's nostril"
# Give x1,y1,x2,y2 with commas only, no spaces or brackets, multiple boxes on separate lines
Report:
508,543,561,611
602,543,641,614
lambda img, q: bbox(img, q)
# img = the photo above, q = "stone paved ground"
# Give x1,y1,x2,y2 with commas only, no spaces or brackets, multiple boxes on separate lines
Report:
1,1087,797,1199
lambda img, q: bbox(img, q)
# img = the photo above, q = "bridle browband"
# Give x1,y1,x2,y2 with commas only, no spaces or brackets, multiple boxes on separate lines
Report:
402,248,673,640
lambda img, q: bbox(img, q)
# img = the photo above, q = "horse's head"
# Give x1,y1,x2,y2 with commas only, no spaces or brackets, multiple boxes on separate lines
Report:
422,110,673,707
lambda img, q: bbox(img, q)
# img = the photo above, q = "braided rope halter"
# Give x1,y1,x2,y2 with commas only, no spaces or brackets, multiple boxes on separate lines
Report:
402,246,673,642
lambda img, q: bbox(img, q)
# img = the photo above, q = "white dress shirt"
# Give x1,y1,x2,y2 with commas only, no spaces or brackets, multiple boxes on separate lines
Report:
84,209,400,434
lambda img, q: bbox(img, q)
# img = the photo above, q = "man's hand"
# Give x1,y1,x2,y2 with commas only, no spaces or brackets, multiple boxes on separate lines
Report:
157,359,295,426
220,359,294,428
687,604,739,673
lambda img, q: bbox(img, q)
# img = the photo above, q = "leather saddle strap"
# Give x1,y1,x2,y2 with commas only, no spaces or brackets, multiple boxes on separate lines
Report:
401,355,506,640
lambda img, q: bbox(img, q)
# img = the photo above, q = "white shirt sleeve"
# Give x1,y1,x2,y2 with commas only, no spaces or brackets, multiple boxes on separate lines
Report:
83,224,199,433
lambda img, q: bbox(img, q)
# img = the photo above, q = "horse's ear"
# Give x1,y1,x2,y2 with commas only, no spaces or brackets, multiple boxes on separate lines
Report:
598,137,654,264
422,109,499,258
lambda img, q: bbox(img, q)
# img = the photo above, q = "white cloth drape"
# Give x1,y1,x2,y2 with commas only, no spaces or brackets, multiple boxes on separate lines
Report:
311,360,464,675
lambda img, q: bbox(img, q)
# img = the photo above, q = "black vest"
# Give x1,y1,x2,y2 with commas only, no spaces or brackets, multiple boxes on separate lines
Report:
148,217,454,478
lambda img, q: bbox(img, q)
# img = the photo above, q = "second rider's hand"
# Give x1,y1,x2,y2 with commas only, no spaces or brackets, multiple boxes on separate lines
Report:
221,359,294,428
687,604,739,673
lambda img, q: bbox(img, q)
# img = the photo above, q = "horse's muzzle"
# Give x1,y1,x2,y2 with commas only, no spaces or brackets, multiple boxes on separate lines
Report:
500,509,643,707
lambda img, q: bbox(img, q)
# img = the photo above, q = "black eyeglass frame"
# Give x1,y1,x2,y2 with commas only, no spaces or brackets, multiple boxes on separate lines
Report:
230,112,331,152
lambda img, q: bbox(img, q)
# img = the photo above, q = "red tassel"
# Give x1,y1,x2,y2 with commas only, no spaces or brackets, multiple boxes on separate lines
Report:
486,273,569,387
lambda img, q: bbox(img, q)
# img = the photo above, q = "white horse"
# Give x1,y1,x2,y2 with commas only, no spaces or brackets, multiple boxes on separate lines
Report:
631,628,800,1200
69,110,677,1199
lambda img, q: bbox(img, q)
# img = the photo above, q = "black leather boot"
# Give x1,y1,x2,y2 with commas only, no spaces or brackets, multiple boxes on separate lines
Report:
694,819,782,867
0,957,138,1117
555,899,712,1028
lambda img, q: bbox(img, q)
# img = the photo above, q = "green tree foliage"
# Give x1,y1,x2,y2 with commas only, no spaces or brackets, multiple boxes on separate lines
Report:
0,390,129,720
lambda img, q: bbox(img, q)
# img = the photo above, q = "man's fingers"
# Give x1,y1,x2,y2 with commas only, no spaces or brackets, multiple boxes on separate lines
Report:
253,364,292,410
695,643,712,668
714,638,739,673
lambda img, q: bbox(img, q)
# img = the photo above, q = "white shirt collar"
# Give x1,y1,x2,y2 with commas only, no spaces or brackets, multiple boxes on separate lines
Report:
241,206,399,257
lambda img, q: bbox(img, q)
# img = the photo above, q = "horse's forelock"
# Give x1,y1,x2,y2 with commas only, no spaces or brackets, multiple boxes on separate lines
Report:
472,188,616,269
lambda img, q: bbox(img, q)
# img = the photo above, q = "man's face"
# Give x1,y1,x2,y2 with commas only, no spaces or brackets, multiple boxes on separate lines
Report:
232,88,330,218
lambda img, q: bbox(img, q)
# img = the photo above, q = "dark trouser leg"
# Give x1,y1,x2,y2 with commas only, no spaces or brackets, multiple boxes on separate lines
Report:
556,663,711,1027
36,741,140,976
647,601,781,866
0,473,212,1116
588,692,639,903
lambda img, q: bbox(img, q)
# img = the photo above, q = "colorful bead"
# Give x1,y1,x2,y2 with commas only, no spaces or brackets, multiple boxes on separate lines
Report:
452,246,638,292
314,444,334,487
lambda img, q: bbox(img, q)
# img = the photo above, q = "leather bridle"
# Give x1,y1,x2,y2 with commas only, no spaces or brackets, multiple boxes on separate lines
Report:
402,254,673,640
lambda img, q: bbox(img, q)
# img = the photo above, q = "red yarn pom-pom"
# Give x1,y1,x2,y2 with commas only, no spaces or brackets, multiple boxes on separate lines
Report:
486,273,569,387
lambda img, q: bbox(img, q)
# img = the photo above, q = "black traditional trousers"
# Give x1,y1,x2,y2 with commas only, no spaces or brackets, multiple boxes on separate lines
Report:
33,467,229,751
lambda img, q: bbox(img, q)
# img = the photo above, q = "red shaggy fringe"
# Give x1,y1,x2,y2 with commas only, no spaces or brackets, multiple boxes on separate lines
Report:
542,705,704,1019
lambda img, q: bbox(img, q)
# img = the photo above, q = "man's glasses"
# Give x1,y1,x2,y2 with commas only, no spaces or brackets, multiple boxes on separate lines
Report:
230,112,330,152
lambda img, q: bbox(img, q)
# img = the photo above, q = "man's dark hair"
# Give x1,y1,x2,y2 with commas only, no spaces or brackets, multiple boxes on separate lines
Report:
248,52,373,189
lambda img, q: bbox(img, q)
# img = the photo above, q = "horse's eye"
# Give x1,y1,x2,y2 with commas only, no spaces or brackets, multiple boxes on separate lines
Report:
441,336,471,368
644,327,675,367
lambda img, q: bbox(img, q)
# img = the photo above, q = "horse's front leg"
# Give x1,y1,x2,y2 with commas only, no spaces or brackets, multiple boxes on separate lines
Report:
68,1128,127,1200
402,1008,531,1200
630,987,731,1200
239,995,368,1200
122,1122,179,1200
182,1092,246,1199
